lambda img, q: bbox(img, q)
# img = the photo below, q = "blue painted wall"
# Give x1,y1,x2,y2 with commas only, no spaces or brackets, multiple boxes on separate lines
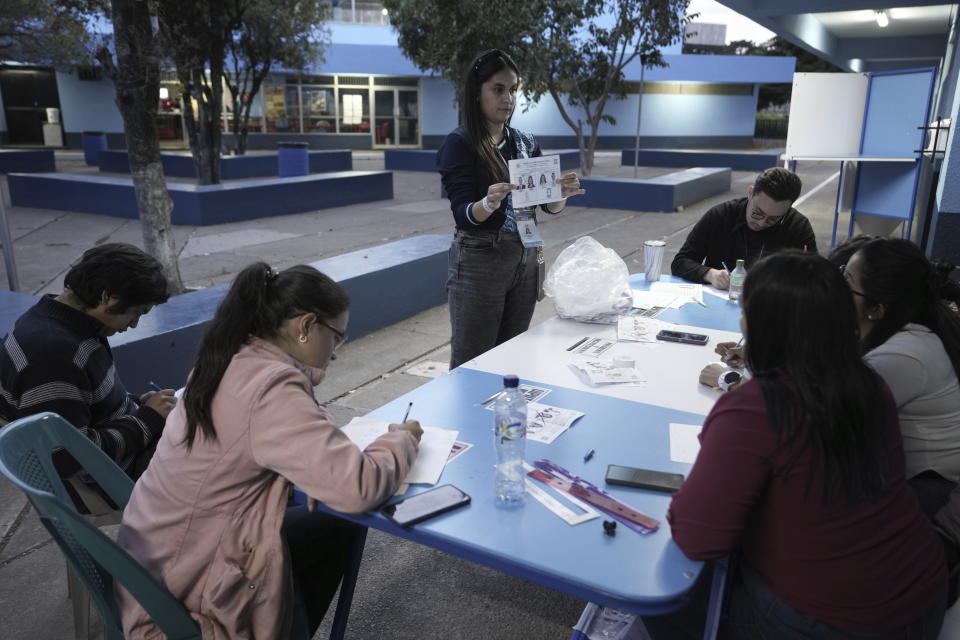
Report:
421,76,458,136
937,76,960,214
630,54,795,83
511,86,758,138
55,69,123,135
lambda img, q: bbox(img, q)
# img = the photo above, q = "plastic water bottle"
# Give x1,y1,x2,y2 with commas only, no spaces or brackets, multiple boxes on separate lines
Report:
493,375,526,504
728,259,746,301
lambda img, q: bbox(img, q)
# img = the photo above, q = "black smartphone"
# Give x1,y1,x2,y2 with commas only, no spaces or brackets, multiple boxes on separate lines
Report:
656,329,709,346
381,484,471,527
605,465,685,493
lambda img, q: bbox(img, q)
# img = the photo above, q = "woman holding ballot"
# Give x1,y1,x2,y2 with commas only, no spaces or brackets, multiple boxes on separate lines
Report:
116,262,421,640
437,48,585,368
668,251,947,639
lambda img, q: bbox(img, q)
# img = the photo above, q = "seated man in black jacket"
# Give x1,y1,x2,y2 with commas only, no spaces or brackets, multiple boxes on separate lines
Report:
0,243,176,480
671,167,816,288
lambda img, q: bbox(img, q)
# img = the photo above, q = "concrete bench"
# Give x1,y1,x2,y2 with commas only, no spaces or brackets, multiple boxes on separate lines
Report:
98,149,353,178
1,235,452,392
621,148,783,172
0,149,56,174
391,148,580,172
8,171,393,226
578,167,731,212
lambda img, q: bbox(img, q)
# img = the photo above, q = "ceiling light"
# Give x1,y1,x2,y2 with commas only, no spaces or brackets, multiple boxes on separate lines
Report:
382,8,388,15
875,10,889,28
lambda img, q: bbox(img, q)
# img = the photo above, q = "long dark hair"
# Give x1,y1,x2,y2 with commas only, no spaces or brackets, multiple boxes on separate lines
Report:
462,48,520,183
743,251,888,504
182,262,350,449
856,238,960,378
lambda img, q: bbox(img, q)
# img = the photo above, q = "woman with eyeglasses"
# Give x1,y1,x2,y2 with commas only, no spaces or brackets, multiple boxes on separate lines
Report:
841,239,960,516
437,48,585,368
666,251,947,639
116,262,422,639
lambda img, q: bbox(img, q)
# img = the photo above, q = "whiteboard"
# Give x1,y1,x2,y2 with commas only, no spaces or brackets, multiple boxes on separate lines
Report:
786,72,869,158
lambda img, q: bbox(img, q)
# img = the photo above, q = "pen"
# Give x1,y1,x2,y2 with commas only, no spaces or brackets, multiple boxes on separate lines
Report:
735,336,744,348
567,337,588,352
480,390,504,405
721,261,729,272
148,381,162,392
583,449,595,462
401,401,413,422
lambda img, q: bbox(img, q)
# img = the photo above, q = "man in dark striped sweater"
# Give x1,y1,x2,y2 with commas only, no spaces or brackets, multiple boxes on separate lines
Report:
0,243,176,478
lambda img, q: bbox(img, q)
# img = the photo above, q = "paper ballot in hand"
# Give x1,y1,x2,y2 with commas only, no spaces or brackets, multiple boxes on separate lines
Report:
341,417,458,485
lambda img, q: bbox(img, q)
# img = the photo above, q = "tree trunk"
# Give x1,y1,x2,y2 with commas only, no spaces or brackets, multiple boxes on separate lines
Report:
575,120,591,176
102,0,184,294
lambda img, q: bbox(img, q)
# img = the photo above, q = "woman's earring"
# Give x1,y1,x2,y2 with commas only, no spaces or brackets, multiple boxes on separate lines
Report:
299,334,308,343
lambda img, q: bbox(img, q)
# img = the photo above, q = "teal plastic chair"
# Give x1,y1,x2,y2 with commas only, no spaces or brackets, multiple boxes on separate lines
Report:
0,412,201,640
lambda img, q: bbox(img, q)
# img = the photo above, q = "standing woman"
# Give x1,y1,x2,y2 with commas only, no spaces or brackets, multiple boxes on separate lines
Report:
437,48,584,368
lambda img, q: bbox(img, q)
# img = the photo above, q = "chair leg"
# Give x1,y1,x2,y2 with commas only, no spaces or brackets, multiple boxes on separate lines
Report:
67,564,91,640
328,526,368,640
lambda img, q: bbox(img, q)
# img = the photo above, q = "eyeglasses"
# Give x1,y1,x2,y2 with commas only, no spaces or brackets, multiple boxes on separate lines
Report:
749,206,785,226
839,264,866,298
320,321,347,348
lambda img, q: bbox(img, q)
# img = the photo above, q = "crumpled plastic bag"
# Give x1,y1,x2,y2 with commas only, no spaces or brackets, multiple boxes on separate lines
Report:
543,236,633,323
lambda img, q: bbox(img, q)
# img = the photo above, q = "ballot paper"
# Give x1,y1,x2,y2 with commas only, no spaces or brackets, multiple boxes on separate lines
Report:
484,402,585,444
669,423,703,464
567,337,616,357
341,417,458,485
617,317,668,343
703,285,730,301
570,359,646,386
508,155,563,207
631,290,681,310
447,440,473,463
650,281,704,307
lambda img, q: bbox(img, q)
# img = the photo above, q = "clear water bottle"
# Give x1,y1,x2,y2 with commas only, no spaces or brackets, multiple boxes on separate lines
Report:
728,259,746,301
493,374,526,504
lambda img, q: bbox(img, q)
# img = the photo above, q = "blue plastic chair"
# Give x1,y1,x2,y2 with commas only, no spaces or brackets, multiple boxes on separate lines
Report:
0,412,201,640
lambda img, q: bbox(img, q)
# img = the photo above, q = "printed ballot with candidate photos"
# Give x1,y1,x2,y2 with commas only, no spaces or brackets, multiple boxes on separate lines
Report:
508,155,563,208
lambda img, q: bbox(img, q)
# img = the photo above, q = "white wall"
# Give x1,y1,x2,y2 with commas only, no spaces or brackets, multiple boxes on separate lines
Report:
55,69,123,134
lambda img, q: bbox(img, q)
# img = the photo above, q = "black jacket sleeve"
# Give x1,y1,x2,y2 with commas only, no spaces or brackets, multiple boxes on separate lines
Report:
437,130,481,228
671,211,717,284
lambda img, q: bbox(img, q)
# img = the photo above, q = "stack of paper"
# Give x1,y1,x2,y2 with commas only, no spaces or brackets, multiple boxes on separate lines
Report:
617,317,667,343
569,359,646,386
649,281,704,307
341,417,459,485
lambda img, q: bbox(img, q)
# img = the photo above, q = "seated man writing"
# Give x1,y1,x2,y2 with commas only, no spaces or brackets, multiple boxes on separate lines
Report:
0,243,175,479
670,167,816,289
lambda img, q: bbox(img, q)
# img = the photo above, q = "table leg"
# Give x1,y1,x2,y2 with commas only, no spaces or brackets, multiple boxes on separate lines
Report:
702,557,729,640
831,161,846,248
328,525,368,640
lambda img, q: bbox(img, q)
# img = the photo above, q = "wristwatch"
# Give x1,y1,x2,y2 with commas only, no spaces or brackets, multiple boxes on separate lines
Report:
718,370,743,392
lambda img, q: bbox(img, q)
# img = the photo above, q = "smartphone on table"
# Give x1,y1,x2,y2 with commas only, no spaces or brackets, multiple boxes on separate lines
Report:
381,484,471,527
605,465,685,493
656,329,709,346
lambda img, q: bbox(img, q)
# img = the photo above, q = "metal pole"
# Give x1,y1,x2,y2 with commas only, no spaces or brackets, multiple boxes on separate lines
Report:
632,58,646,179
0,177,20,292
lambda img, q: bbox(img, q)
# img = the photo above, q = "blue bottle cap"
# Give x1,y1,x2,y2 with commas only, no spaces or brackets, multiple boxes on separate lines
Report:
503,375,519,388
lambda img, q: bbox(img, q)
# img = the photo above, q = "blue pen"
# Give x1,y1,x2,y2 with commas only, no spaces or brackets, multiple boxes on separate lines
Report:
584,448,595,462
148,381,162,392
721,261,730,272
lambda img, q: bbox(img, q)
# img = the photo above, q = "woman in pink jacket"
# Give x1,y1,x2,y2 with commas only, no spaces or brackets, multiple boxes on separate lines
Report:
116,262,422,639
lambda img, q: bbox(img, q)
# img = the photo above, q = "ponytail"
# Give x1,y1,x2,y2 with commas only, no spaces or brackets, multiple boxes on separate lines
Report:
182,262,349,449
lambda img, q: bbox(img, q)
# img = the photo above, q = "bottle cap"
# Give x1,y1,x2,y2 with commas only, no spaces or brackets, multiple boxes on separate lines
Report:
503,374,519,388
736,259,745,267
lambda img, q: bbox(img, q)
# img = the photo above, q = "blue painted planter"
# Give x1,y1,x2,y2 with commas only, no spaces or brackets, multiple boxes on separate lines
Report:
82,132,107,166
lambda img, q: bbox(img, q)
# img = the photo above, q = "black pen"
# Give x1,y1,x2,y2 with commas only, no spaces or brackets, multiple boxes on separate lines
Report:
583,448,595,462
567,337,588,352
401,401,413,423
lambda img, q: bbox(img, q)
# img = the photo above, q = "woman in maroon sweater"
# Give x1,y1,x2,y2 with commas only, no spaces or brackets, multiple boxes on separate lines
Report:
668,251,947,638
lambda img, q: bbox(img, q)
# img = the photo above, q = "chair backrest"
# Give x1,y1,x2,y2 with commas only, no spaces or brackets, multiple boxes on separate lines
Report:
0,412,201,640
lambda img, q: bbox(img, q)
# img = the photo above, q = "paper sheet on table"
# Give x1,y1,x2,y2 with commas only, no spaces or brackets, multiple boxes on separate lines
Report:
341,417,458,485
650,282,704,306
703,285,730,301
631,289,681,310
527,403,585,444
617,317,668,342
669,423,702,464
570,360,646,386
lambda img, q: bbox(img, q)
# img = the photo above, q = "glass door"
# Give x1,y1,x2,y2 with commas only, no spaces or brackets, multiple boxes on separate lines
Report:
372,88,420,148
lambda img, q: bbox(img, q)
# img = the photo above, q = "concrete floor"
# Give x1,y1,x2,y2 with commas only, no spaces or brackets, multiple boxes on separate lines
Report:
4,150,945,640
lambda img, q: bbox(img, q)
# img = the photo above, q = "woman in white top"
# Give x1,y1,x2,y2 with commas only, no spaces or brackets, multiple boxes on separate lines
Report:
842,238,960,515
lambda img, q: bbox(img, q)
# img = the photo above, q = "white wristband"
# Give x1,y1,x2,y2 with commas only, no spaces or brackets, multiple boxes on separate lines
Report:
481,196,496,214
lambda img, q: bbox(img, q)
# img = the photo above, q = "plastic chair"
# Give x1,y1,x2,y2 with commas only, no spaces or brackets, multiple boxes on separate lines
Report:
0,412,201,640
